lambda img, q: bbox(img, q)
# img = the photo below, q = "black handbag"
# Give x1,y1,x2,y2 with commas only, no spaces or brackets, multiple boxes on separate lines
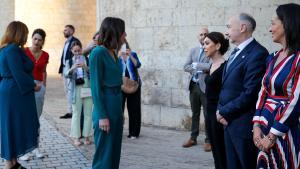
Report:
75,78,85,85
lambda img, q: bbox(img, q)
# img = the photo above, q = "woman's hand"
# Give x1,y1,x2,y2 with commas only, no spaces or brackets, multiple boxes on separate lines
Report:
122,52,128,60
34,83,42,91
127,49,139,66
81,63,89,71
99,118,110,133
70,63,79,71
260,133,277,152
253,125,264,150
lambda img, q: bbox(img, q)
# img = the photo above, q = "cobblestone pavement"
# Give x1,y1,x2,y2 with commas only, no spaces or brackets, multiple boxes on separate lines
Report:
0,118,91,169
1,76,214,169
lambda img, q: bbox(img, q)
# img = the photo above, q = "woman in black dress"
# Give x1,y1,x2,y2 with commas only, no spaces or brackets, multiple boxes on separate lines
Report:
203,32,229,169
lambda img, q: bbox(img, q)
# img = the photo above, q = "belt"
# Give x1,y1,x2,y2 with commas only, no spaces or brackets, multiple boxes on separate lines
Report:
103,86,121,94
266,96,289,105
1,76,13,79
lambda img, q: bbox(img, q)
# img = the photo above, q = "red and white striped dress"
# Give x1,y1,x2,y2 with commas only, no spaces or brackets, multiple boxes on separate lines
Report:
253,49,300,169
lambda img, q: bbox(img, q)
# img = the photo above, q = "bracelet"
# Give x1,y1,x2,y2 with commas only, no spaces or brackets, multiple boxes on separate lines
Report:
253,123,260,128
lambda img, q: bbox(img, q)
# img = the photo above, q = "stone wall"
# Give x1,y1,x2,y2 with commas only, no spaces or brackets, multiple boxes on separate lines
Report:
97,0,299,129
4,0,97,75
0,0,15,37
1,0,298,129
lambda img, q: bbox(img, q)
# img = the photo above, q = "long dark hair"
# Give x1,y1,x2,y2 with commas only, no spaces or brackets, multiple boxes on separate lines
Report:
98,17,125,51
276,3,300,53
70,40,82,50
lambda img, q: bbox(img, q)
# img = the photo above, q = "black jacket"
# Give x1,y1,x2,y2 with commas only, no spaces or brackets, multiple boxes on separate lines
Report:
58,36,80,74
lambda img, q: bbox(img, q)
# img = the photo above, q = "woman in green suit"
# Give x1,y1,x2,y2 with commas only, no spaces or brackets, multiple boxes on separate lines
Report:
89,17,126,169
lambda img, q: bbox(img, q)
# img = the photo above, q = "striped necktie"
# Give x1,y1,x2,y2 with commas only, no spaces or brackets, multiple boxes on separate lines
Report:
198,47,204,61
226,47,239,71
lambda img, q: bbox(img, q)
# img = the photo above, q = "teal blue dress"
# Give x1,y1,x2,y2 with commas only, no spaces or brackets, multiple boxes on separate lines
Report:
0,44,39,160
89,46,123,169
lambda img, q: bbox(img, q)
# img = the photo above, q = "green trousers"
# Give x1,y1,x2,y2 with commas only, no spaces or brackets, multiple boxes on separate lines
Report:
70,86,93,138
92,90,123,169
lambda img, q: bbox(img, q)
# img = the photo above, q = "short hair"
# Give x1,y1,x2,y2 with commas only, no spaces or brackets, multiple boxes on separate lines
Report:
239,13,256,32
276,3,300,53
65,25,75,32
206,32,229,55
98,17,125,50
70,40,82,49
0,21,29,48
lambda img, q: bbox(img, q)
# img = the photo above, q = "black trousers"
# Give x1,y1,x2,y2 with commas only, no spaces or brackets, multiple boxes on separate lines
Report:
122,86,141,137
206,101,227,169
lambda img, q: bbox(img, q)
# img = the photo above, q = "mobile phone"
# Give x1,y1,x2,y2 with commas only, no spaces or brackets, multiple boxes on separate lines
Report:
121,44,126,53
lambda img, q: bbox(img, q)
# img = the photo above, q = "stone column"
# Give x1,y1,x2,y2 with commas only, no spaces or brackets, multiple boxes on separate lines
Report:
15,0,97,75
0,0,15,37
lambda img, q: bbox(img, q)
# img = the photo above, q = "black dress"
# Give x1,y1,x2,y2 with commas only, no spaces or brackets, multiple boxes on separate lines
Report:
205,62,227,169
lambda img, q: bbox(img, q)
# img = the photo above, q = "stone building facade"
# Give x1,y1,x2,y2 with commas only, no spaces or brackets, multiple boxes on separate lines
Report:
0,0,97,74
0,0,298,129
96,0,298,129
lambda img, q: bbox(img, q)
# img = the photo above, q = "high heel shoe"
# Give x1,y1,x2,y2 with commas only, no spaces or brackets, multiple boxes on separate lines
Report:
10,162,27,169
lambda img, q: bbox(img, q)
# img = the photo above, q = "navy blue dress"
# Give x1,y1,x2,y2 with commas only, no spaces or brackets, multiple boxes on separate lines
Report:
0,44,39,160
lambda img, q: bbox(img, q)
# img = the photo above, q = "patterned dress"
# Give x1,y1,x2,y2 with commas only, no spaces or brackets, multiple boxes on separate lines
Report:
253,49,300,169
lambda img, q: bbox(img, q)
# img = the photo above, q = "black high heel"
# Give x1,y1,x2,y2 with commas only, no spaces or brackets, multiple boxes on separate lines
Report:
10,162,27,169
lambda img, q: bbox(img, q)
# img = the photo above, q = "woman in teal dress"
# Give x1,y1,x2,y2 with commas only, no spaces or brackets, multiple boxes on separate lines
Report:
0,21,40,169
89,17,126,169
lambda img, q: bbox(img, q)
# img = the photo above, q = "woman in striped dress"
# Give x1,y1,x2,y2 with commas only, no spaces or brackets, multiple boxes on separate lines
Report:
252,3,300,169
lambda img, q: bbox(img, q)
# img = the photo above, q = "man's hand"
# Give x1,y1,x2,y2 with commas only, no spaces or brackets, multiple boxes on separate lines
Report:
216,110,228,126
216,110,222,121
219,118,228,126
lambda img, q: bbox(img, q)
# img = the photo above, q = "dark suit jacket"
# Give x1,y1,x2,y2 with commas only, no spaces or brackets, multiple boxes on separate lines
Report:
58,36,80,74
218,39,269,138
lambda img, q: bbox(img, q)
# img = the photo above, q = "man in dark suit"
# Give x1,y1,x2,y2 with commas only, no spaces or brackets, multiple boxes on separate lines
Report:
59,25,80,119
217,13,268,169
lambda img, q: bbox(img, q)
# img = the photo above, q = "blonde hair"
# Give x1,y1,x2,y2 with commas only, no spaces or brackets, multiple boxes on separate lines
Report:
0,21,29,48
